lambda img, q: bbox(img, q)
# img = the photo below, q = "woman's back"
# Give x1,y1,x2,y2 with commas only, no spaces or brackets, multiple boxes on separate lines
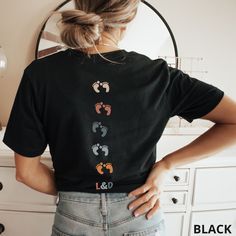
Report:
3,47,224,193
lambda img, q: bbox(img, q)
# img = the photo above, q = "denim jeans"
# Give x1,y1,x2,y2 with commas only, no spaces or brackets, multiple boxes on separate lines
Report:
51,191,166,236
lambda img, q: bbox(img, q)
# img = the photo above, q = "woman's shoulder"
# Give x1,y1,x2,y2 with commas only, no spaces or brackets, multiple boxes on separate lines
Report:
128,51,169,74
29,50,65,67
128,50,168,67
23,50,66,78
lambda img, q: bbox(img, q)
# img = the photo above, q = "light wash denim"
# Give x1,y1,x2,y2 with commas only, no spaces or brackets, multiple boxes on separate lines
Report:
51,191,166,236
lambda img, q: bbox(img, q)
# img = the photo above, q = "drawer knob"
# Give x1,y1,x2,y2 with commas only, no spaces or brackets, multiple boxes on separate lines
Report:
0,182,2,191
171,197,178,204
173,175,180,182
0,223,5,234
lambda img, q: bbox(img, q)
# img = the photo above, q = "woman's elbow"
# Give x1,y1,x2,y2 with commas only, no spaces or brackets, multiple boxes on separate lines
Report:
14,152,41,182
16,173,25,182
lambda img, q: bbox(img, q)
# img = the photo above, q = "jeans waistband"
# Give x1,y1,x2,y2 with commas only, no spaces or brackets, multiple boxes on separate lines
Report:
58,191,136,203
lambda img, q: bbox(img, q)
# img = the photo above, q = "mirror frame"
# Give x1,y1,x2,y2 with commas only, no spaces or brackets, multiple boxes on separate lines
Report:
35,0,179,67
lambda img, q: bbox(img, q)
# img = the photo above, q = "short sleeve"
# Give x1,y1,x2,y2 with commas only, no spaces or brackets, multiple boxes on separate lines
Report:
2,68,47,157
166,65,225,123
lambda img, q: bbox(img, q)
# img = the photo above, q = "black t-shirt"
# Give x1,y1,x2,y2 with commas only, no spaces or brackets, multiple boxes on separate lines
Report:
2,48,224,193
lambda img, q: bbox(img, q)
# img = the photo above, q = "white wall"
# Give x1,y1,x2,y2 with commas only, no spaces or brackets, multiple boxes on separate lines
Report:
148,0,236,97
0,0,62,125
0,0,236,125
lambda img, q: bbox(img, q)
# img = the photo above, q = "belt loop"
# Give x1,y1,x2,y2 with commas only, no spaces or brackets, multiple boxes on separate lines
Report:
56,192,60,206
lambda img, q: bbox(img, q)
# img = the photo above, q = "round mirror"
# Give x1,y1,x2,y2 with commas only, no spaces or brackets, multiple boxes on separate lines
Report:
35,0,178,67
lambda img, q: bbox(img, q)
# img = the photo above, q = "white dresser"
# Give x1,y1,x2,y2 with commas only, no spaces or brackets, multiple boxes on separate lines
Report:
0,121,236,235
0,127,56,235
158,119,236,236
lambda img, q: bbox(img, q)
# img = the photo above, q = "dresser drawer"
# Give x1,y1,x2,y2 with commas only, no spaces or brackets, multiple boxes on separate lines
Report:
193,167,236,206
164,212,185,236
0,167,57,206
0,210,54,236
164,168,189,186
162,191,188,211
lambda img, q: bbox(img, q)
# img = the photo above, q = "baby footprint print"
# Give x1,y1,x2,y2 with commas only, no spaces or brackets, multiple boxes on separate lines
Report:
91,143,109,156
92,81,110,93
95,102,112,116
91,80,114,190
92,121,108,137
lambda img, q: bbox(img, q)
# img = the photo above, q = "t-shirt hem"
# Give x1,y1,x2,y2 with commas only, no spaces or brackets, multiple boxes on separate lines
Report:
2,136,46,157
182,90,224,123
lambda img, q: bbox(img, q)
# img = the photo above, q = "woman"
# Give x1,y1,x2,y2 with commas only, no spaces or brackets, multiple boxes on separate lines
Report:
3,0,236,235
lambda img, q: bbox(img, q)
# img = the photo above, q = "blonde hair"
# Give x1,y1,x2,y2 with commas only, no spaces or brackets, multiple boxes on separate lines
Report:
54,0,140,63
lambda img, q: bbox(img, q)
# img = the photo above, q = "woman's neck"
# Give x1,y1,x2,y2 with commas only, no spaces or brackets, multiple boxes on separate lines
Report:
86,32,121,54
86,43,121,54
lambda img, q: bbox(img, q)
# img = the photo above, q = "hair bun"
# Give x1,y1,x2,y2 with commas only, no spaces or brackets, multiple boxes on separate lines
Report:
56,0,140,56
59,9,104,49
61,9,103,26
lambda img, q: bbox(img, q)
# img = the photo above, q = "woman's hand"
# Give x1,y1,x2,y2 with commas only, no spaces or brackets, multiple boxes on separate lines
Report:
127,159,171,220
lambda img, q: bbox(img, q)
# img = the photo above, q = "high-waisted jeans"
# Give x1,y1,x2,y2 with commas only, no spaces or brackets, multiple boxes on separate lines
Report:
51,191,166,236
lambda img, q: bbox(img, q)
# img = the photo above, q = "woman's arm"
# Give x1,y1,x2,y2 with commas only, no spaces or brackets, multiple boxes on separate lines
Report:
127,94,236,220
161,93,236,170
160,123,236,171
15,154,58,196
